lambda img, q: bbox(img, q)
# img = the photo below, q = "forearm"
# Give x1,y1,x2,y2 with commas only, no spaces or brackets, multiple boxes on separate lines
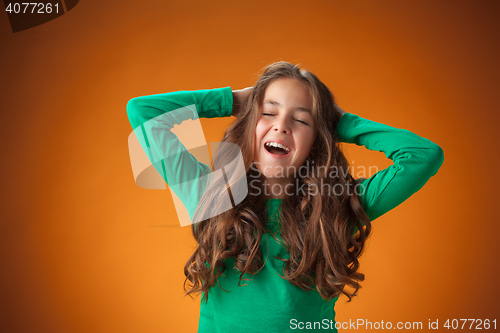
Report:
336,112,444,221
127,87,234,131
337,113,443,172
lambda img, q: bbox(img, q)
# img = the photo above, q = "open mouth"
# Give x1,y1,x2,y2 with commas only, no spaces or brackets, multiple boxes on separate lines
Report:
264,141,291,156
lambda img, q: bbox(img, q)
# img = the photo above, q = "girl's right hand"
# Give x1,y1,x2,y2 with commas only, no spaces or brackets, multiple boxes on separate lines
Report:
232,87,253,118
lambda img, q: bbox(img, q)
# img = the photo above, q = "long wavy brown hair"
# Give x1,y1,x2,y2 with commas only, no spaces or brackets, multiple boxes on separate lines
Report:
183,61,372,304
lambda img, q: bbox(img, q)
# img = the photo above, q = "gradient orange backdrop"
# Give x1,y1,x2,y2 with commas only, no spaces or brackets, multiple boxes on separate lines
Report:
1,0,499,332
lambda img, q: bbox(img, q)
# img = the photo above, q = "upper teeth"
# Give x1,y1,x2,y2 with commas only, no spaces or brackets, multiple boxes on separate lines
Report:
265,141,291,152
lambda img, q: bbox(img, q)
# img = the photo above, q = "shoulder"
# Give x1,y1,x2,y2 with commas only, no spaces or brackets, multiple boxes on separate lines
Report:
355,177,367,184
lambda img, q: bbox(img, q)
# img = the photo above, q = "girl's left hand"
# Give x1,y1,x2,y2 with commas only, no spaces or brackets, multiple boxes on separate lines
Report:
333,103,346,123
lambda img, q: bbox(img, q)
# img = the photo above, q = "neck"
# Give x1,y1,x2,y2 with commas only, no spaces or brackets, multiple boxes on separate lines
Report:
257,174,295,199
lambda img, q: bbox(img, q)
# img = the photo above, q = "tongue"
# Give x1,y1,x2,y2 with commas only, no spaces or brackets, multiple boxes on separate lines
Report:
267,146,287,155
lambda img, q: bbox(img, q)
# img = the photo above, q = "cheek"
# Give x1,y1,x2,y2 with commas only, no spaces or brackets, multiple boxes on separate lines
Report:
308,133,317,150
254,126,259,140
299,131,316,157
254,123,264,151
254,121,267,140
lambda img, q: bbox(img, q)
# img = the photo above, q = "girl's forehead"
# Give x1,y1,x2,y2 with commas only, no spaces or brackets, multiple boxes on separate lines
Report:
262,79,312,110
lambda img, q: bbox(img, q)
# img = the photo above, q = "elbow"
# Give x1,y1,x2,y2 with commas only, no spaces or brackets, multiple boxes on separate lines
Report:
427,144,444,176
126,97,142,118
126,97,145,130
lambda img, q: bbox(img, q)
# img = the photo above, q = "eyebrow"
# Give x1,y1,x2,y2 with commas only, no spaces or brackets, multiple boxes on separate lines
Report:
263,100,311,113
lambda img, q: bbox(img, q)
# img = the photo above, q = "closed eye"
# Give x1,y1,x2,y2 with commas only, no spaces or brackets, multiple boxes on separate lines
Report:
295,119,309,125
263,113,309,125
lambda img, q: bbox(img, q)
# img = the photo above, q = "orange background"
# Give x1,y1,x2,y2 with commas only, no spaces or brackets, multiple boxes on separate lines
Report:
1,0,499,332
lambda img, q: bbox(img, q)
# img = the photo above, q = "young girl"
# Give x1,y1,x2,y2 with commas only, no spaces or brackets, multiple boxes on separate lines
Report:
127,61,444,333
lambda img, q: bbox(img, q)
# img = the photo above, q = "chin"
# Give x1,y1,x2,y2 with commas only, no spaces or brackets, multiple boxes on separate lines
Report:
263,172,281,179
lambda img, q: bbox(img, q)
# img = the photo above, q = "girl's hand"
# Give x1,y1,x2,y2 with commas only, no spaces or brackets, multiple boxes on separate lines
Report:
232,87,253,118
333,103,346,124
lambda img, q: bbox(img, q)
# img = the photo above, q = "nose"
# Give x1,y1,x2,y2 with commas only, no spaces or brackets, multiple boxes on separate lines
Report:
272,115,291,134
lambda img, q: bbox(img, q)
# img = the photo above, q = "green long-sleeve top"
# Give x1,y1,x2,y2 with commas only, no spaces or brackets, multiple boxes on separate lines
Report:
126,87,444,333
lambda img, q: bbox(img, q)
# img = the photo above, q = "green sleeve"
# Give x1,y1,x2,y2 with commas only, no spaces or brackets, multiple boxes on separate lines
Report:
127,87,233,131
336,112,444,222
126,87,234,220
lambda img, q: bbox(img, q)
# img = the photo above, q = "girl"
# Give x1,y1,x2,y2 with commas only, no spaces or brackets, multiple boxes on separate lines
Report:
126,61,444,333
